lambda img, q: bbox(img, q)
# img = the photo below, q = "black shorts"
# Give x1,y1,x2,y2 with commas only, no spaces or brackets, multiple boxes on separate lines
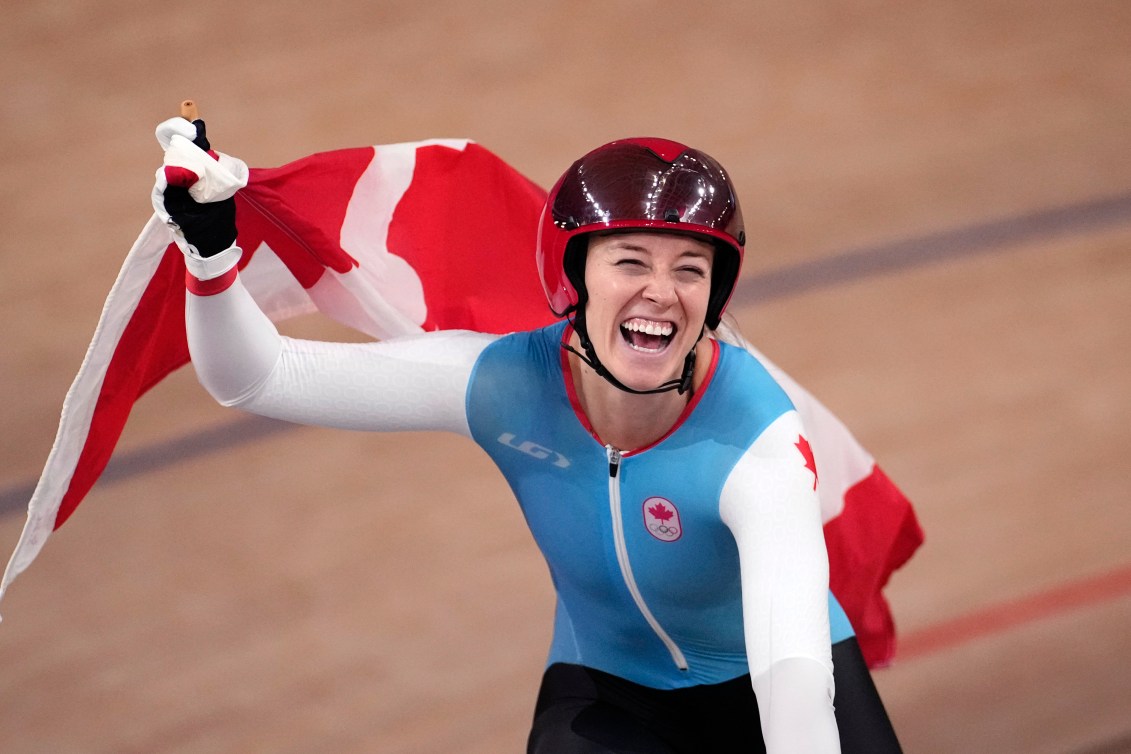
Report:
527,637,902,753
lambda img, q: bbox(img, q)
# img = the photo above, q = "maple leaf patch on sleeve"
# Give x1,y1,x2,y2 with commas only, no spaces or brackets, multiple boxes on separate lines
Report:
795,435,818,490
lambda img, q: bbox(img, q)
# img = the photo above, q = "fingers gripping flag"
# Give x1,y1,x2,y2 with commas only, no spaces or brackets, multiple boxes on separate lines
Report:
0,140,921,666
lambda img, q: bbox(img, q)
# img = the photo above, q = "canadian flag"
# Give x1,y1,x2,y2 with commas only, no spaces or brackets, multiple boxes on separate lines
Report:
0,139,922,665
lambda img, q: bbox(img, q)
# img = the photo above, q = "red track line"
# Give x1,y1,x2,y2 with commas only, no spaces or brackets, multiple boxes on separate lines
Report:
897,562,1131,660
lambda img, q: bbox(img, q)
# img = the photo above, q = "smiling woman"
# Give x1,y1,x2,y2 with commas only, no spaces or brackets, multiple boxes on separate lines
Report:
159,124,900,753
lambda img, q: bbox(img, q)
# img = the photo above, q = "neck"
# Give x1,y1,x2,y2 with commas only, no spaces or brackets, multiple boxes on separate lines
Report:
568,335,713,451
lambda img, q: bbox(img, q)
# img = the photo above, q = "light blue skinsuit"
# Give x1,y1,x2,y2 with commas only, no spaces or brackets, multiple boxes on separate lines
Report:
466,321,854,690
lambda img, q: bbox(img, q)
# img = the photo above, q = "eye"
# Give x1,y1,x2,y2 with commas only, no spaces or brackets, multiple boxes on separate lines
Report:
676,264,709,279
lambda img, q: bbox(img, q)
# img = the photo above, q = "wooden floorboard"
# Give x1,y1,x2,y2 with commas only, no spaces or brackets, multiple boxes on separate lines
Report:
2,2,1129,751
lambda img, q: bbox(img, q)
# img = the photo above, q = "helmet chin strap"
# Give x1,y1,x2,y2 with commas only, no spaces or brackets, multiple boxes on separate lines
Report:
563,311,698,396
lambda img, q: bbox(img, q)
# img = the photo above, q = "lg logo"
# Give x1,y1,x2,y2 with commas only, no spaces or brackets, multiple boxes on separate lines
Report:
497,433,571,468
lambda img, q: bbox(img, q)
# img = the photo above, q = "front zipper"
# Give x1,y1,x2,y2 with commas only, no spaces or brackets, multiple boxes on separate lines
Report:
606,445,689,671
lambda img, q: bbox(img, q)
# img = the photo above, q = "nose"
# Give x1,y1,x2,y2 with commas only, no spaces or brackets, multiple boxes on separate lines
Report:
641,270,677,306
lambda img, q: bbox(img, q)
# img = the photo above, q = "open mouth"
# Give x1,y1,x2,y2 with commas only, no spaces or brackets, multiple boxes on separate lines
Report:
620,318,676,353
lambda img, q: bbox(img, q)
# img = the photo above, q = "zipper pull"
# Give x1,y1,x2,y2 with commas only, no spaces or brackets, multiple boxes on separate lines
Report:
606,445,622,479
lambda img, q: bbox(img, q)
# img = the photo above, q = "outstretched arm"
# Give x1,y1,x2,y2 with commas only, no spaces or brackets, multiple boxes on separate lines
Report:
187,272,492,436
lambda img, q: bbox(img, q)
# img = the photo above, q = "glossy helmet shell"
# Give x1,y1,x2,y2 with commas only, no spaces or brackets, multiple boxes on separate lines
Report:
536,137,745,329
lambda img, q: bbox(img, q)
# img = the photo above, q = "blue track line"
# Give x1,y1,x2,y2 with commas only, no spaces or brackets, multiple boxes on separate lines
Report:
3,191,1131,519
732,191,1131,305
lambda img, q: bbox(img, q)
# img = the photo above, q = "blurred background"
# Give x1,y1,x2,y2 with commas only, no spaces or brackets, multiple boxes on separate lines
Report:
1,1,1128,751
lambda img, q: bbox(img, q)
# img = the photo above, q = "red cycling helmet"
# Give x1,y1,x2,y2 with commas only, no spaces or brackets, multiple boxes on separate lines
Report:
537,137,745,330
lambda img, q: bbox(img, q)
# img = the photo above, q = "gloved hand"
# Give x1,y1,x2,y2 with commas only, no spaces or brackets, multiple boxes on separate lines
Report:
151,116,249,268
162,119,236,257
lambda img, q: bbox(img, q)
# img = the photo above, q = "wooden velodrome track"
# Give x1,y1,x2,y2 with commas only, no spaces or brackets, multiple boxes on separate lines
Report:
1,1,1128,752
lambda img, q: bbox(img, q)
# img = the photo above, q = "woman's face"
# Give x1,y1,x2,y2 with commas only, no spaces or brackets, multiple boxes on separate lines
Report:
582,231,715,392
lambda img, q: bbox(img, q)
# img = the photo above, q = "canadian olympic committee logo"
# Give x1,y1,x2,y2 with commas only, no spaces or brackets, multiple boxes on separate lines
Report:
642,497,682,542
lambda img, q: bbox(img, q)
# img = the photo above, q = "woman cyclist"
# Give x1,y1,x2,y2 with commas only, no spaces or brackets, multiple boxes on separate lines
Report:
157,118,900,752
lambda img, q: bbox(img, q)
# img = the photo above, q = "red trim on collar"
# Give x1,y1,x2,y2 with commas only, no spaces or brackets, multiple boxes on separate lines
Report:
558,324,720,453
560,324,597,438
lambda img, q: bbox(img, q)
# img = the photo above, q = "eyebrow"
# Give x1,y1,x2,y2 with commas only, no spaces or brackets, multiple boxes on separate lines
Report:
605,241,713,260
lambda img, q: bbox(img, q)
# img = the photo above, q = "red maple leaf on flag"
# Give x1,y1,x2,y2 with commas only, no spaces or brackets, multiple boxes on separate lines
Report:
648,502,674,522
796,435,818,490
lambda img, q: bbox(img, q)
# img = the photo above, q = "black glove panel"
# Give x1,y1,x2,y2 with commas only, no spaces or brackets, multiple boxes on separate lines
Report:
163,185,236,258
162,118,236,258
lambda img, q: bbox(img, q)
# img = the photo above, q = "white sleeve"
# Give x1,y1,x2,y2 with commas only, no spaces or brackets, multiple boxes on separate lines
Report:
719,410,840,752
751,657,840,753
186,273,495,437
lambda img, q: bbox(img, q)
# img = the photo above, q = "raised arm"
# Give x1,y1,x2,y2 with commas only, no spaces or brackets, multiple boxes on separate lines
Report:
153,114,491,437
720,410,840,752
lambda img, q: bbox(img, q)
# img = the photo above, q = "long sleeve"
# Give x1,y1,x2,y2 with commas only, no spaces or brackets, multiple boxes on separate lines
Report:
185,269,496,437
751,657,839,752
719,411,840,752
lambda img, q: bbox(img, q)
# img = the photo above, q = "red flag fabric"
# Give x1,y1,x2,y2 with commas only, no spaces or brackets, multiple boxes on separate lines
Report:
0,140,922,666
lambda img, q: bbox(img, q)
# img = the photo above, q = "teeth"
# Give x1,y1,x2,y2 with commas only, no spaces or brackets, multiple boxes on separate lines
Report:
622,319,674,337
